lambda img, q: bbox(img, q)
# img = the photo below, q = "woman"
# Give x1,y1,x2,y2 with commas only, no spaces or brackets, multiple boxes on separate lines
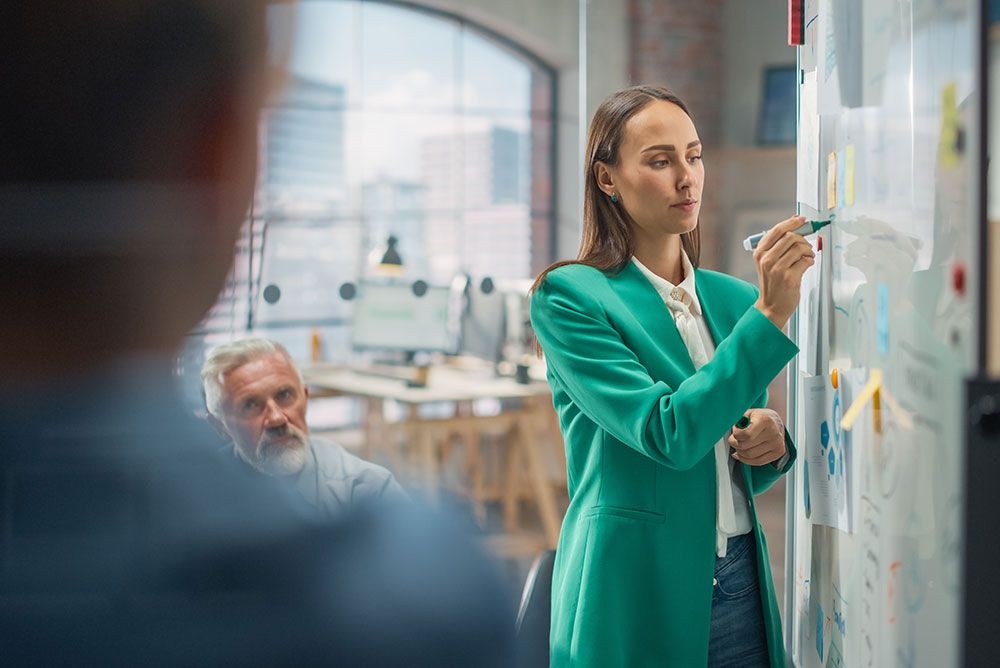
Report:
530,85,815,667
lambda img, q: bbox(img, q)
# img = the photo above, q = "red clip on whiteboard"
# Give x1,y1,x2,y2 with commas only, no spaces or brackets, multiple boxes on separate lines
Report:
788,0,804,45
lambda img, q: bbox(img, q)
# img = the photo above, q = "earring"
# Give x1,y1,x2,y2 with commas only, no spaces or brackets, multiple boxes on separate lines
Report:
610,193,619,204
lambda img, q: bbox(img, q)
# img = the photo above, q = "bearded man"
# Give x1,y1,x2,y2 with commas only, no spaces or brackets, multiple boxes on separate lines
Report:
202,338,405,514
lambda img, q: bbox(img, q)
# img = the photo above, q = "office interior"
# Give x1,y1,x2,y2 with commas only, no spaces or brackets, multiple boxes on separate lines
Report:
173,0,800,602
14,0,1000,664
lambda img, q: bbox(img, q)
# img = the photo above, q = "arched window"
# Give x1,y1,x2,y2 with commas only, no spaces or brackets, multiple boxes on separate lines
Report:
192,0,556,364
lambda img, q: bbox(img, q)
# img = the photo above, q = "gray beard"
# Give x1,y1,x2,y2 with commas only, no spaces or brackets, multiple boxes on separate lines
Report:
254,443,308,477
244,428,310,477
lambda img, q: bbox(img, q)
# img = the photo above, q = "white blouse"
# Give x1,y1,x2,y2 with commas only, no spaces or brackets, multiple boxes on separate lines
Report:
632,254,752,558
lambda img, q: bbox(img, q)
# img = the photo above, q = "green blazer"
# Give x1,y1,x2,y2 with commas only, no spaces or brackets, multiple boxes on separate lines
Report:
530,261,798,668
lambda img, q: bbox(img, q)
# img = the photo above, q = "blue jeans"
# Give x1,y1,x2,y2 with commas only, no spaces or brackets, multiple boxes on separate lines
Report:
707,532,770,667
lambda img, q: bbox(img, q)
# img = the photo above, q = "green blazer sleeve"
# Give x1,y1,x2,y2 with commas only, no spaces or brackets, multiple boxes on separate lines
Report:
747,428,797,495
531,264,798,472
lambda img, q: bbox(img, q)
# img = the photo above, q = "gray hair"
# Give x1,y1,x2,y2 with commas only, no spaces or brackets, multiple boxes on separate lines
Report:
201,337,302,419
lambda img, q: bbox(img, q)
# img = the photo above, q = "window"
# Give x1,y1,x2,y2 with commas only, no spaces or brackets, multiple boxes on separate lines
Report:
188,0,556,369
756,65,797,146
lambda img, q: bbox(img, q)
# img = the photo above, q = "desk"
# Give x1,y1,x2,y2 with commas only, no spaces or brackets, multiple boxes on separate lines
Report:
302,363,564,550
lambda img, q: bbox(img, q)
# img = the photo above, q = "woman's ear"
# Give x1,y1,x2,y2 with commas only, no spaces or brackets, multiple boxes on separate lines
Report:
593,162,616,197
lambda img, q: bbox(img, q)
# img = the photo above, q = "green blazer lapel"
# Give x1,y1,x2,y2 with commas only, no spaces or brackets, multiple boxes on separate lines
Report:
609,262,694,375
694,268,749,347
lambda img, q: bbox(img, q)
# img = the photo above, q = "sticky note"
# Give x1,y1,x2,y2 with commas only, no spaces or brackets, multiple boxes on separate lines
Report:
876,282,888,355
827,152,837,208
841,368,883,431
939,82,960,169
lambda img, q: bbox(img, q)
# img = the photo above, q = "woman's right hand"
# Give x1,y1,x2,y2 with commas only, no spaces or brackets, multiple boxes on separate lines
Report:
752,215,816,329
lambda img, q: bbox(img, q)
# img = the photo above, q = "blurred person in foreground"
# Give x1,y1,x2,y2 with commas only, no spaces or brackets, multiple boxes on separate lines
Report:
202,338,407,514
0,2,513,666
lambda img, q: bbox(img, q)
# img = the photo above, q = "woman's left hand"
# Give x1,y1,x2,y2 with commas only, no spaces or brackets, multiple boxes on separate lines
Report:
727,408,786,466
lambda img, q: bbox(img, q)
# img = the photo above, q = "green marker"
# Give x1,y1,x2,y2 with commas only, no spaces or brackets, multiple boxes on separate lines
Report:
735,416,751,430
742,218,833,251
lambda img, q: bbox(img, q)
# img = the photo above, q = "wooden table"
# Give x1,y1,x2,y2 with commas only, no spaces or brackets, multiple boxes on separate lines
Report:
302,362,564,549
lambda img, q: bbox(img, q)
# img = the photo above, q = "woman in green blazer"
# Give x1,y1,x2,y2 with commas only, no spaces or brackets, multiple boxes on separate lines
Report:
530,85,816,667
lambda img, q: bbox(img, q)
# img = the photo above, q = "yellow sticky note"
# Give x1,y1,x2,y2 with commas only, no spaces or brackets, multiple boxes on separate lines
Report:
939,82,959,169
842,368,883,431
827,151,837,208
845,144,855,206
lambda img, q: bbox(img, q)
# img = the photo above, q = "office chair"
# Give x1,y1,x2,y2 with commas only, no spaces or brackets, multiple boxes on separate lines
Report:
514,549,556,668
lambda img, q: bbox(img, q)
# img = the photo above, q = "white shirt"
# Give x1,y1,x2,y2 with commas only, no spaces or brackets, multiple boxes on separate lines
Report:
632,255,752,557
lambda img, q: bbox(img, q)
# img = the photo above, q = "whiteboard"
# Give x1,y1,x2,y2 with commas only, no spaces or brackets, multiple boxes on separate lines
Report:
786,1,979,666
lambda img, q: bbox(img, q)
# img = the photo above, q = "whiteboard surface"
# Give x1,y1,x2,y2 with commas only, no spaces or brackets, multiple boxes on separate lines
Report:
787,1,978,666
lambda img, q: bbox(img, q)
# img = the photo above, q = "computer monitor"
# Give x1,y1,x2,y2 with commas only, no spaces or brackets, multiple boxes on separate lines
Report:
459,277,534,367
350,280,459,356
499,279,534,358
460,277,506,364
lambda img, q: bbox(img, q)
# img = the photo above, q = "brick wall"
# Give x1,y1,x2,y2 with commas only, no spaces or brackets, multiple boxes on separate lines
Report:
530,69,555,274
629,0,724,270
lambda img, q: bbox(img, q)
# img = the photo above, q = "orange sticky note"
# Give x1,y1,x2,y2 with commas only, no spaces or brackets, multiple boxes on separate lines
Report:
872,388,882,434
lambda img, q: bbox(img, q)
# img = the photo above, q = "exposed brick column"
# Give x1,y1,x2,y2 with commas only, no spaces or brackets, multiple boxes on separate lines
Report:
629,0,724,270
530,70,554,275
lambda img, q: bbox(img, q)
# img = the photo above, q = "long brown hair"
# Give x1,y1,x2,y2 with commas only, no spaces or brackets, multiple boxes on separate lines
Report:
530,85,702,295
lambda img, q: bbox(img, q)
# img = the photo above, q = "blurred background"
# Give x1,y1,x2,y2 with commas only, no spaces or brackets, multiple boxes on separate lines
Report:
177,0,798,602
